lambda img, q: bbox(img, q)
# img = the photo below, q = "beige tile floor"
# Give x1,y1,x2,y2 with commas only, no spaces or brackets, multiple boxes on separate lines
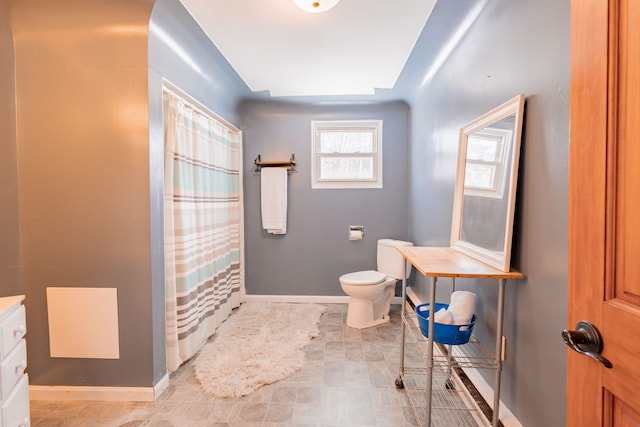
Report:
29,303,480,427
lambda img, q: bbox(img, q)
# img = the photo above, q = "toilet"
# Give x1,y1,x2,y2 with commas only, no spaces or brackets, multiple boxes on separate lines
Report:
339,239,413,329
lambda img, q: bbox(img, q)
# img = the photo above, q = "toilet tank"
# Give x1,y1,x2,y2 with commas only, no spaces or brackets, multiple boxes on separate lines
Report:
377,239,414,279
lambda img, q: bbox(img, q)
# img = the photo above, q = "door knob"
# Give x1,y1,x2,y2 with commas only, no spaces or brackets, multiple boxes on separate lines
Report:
562,320,612,368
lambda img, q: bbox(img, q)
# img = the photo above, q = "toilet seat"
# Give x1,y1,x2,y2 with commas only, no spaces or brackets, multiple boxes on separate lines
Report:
340,270,386,286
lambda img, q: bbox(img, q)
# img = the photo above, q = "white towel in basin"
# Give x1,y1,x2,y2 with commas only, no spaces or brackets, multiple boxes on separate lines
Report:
433,307,454,324
448,291,477,325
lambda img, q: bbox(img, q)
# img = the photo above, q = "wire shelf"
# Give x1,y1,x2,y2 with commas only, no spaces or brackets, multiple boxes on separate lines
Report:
403,311,498,369
397,308,497,426
399,363,487,427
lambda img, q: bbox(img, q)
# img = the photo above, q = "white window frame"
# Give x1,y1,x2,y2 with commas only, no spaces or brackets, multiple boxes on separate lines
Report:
311,120,383,189
464,127,513,199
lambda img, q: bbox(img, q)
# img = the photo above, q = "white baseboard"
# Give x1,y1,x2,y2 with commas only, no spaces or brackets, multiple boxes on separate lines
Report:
460,368,522,427
29,373,170,402
406,286,420,305
243,294,404,305
405,287,522,427
154,373,170,400
244,294,350,304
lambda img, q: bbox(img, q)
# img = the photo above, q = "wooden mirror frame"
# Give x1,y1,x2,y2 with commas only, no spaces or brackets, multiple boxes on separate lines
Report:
450,94,525,272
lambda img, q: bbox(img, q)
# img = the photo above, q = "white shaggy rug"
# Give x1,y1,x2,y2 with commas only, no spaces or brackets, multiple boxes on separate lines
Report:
194,302,326,398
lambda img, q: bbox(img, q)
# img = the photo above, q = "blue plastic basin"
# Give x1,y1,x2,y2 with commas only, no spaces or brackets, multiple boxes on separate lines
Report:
415,303,476,345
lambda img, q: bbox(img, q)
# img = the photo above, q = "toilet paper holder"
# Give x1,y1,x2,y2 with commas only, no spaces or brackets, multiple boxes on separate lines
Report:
348,226,364,240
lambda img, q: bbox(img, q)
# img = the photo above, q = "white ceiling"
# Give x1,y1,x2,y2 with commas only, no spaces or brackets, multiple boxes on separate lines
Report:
179,0,437,97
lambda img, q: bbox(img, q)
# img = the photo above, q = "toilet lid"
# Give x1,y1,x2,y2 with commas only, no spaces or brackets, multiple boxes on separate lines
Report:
340,270,386,286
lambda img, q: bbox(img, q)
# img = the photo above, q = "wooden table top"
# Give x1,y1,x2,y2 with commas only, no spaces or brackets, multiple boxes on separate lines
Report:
396,246,524,280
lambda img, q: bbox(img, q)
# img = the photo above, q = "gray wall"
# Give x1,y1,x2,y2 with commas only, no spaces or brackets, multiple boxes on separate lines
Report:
11,0,156,387
401,0,570,426
0,0,20,296
8,0,248,388
241,100,410,296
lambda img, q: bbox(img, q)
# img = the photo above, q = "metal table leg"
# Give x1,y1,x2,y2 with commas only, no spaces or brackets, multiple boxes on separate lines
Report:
397,266,407,388
444,278,456,390
493,278,506,427
425,276,437,426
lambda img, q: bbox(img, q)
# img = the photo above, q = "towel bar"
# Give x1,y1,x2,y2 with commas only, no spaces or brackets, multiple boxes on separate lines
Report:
254,153,296,172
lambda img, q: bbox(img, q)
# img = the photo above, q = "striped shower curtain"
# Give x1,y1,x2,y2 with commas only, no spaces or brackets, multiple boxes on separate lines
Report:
163,88,244,372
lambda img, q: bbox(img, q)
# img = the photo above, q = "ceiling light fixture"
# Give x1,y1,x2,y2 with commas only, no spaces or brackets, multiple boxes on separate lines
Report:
292,0,341,13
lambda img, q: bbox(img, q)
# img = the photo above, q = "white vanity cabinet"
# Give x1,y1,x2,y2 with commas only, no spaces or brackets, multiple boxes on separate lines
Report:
0,296,29,427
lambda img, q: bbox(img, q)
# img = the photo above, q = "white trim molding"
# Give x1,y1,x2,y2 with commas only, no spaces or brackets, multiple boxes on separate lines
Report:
29,373,170,402
244,294,349,304
243,294,403,305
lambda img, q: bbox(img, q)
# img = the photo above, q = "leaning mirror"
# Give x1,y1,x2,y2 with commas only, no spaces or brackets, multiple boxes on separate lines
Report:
450,94,525,272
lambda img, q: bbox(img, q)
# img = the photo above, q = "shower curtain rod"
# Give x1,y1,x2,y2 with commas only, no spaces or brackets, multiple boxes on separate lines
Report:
162,79,240,132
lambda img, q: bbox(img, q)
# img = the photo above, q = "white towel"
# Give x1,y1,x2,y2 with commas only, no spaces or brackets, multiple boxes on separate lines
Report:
447,291,477,325
261,167,288,234
433,307,454,325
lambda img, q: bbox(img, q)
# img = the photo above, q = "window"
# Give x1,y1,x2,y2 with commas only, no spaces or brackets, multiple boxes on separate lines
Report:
311,120,383,189
464,127,513,199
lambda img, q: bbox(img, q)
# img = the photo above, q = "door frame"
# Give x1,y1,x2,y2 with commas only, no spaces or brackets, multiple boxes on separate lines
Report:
567,0,609,425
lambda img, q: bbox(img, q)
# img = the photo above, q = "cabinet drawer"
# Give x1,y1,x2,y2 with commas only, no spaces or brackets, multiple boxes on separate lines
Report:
1,374,29,427
0,306,26,360
0,341,26,401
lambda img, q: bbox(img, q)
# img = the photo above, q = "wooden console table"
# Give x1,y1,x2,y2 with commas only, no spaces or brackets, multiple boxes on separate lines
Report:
395,246,524,427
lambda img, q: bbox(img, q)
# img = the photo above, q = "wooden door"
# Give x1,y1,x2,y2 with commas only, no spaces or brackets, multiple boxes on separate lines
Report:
568,0,640,425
